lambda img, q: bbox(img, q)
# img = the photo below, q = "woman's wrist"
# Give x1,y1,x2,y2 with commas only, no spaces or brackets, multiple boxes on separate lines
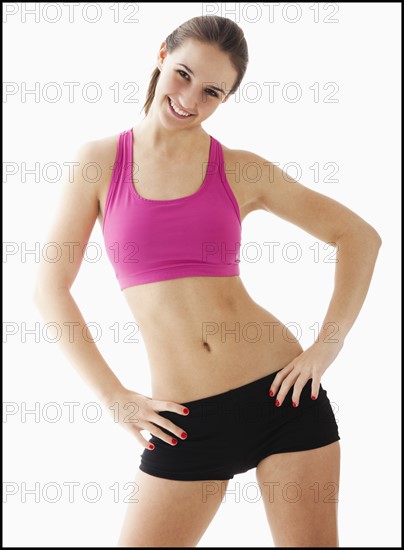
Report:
316,323,346,348
97,380,128,406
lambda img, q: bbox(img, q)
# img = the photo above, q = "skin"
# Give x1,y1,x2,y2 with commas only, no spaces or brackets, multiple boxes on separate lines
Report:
34,38,382,546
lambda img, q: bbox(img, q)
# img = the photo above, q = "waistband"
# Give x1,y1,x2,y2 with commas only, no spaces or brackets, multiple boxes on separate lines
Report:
180,367,285,407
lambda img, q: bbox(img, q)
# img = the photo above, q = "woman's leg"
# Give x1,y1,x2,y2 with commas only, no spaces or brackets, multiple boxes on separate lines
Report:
117,469,229,547
255,441,341,547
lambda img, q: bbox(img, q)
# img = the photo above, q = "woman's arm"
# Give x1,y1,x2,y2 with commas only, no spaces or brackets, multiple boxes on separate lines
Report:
233,149,382,346
314,227,381,347
33,139,124,404
231,149,382,403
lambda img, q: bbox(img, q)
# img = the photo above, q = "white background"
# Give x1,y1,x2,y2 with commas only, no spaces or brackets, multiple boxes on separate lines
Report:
3,2,401,547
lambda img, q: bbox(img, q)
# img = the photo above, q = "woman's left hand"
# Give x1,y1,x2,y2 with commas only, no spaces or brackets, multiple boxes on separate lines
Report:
268,340,344,407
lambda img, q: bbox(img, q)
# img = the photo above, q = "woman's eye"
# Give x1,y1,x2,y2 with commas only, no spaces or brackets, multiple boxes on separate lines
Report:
177,70,218,98
177,70,189,80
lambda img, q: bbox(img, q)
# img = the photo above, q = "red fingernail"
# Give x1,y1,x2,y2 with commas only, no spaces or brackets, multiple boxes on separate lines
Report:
292,401,298,407
180,432,187,439
183,408,189,414
311,395,316,400
172,438,177,445
148,443,155,450
269,390,274,397
275,400,280,407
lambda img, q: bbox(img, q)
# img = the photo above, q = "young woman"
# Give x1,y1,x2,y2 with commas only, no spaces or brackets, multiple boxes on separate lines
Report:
34,15,382,547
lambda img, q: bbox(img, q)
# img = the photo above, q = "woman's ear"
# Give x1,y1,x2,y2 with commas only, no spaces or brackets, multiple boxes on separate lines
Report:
157,41,167,70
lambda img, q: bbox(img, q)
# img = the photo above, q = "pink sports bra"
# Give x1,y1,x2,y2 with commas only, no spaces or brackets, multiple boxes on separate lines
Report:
102,128,242,290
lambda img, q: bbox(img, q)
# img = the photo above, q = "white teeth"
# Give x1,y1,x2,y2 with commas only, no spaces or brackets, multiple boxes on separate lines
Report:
169,98,191,117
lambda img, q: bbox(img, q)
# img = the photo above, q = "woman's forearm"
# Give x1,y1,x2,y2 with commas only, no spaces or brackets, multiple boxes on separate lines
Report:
317,226,382,346
33,286,125,404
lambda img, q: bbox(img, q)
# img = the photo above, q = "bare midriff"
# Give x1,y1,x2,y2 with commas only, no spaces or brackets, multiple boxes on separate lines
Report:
123,275,304,403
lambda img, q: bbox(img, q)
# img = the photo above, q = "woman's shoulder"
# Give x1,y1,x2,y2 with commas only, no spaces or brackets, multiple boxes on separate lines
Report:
219,140,268,168
77,130,122,166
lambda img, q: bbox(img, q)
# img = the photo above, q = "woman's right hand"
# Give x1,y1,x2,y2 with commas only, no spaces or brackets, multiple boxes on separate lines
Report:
103,387,189,450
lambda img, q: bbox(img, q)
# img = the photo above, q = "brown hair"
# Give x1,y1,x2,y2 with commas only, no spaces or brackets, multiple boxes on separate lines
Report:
141,15,249,116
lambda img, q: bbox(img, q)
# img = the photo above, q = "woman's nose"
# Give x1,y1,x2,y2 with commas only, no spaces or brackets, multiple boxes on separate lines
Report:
178,92,198,113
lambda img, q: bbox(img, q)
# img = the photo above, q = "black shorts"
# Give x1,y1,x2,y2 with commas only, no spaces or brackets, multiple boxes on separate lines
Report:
139,368,340,481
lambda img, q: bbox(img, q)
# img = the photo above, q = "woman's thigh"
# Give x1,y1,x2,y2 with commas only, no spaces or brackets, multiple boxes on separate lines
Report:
255,440,341,547
117,469,229,547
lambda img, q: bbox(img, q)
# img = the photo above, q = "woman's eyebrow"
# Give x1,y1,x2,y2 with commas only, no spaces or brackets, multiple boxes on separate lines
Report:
176,63,225,95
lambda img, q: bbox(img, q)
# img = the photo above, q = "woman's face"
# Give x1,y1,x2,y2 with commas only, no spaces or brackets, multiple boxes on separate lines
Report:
153,38,238,128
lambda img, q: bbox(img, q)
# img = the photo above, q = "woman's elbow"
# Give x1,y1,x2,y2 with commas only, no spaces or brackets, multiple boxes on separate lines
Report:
355,220,382,249
367,226,383,248
33,282,47,309
343,223,383,256
33,278,69,309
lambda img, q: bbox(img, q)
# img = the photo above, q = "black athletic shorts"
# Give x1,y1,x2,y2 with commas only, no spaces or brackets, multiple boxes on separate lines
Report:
139,367,340,481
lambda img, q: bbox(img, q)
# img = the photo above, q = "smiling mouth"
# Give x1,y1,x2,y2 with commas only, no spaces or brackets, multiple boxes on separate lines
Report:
167,96,195,118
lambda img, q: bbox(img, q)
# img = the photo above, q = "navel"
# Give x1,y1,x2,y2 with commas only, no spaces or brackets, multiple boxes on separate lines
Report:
202,341,211,352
